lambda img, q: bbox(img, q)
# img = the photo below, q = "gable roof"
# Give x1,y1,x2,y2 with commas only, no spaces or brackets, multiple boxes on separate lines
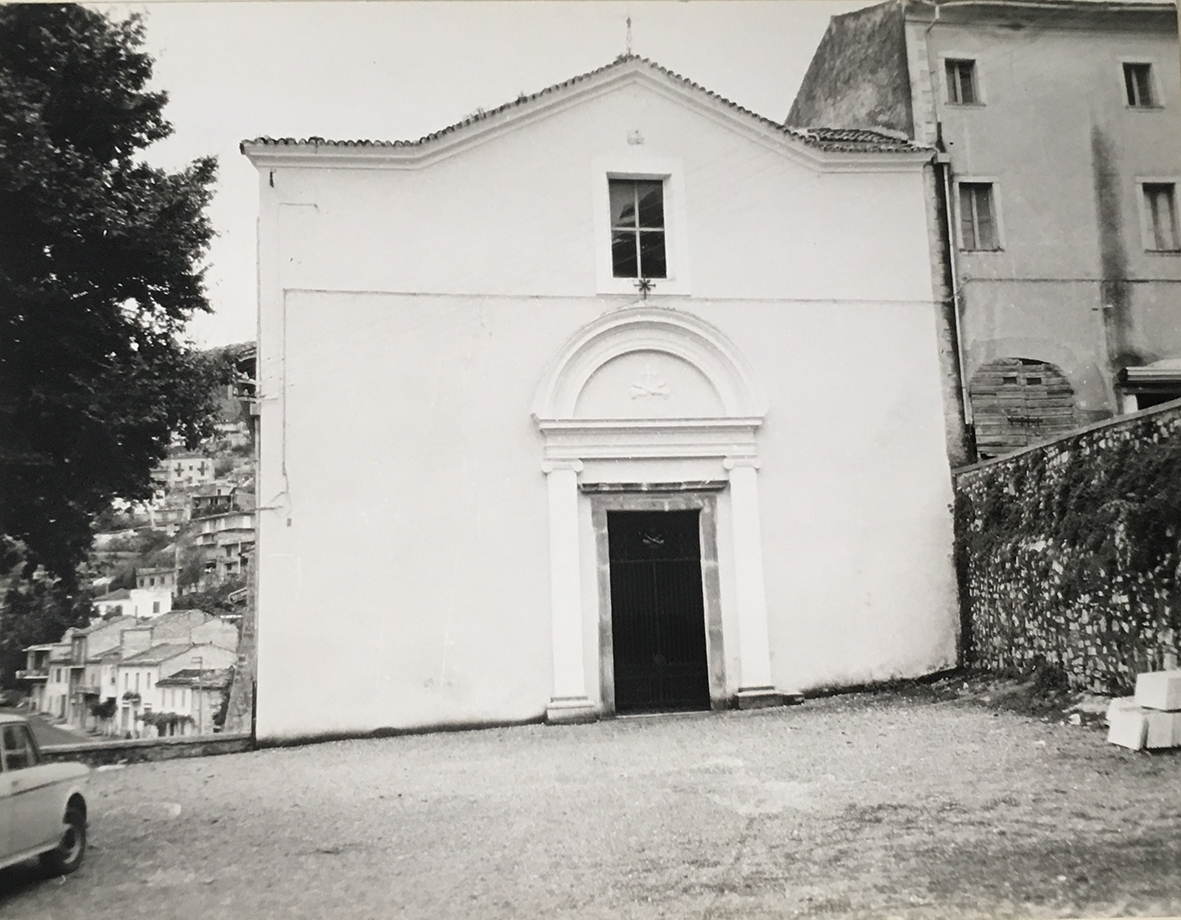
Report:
76,615,135,636
242,55,926,166
121,643,195,666
157,668,233,689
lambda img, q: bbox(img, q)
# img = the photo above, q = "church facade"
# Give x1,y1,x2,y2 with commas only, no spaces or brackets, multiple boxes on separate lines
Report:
242,57,959,742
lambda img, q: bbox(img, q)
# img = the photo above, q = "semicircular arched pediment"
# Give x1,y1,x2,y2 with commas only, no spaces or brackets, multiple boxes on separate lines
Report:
532,308,767,422
574,350,726,419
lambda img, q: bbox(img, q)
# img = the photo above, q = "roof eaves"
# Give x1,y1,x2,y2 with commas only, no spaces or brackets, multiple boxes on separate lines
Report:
241,55,931,158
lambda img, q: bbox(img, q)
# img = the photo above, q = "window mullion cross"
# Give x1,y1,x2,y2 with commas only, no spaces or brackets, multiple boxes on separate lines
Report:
632,184,643,278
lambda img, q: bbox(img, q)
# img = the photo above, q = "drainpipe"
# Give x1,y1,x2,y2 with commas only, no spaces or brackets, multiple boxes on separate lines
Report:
935,148,976,460
922,0,976,460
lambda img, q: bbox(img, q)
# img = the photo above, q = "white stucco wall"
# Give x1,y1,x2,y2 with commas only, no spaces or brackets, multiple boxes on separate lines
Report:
248,65,958,741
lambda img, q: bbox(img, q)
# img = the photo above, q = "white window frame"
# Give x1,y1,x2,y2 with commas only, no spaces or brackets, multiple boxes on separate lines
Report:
955,177,1004,252
1119,59,1163,109
940,54,985,106
592,155,690,296
1137,178,1181,252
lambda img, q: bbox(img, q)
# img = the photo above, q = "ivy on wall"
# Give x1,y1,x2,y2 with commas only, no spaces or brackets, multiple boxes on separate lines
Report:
954,407,1181,695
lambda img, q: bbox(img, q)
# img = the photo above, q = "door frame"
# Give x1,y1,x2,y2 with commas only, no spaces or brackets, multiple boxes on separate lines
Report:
586,485,726,715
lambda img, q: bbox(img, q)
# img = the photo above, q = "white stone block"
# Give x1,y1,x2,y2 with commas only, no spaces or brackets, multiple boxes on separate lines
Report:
1145,710,1181,749
1105,696,1136,723
1134,670,1181,711
1106,699,1147,750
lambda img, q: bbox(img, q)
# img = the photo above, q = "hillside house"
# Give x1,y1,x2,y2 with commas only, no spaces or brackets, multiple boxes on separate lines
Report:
117,643,237,737
136,566,177,594
92,585,172,619
65,616,134,728
788,0,1181,457
170,452,214,489
156,667,234,735
42,643,72,719
193,510,255,587
241,55,960,742
15,644,55,714
18,608,240,735
191,483,239,518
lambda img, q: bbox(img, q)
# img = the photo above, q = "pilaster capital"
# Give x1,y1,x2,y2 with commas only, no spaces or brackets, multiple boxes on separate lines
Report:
723,456,760,471
542,458,584,475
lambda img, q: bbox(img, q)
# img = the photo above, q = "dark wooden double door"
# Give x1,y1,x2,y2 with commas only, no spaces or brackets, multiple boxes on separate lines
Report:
608,510,710,713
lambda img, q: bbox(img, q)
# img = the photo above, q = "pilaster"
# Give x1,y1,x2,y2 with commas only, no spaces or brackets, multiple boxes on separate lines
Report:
724,457,790,709
542,459,597,723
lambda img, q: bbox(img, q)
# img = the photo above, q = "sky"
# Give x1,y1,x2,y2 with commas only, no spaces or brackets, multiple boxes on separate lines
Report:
100,0,870,347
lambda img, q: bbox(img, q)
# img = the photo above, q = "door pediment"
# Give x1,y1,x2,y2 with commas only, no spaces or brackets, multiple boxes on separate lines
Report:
533,308,766,463
574,350,725,419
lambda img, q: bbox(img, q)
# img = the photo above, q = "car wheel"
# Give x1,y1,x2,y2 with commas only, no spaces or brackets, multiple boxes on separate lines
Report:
40,803,86,876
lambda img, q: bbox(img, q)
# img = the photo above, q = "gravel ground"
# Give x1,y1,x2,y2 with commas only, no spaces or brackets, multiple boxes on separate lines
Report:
3,690,1180,920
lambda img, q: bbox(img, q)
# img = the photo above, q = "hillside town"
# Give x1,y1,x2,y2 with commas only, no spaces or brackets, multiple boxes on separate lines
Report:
14,345,256,739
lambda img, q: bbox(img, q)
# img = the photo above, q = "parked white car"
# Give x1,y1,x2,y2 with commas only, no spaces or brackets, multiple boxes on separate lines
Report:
0,714,89,875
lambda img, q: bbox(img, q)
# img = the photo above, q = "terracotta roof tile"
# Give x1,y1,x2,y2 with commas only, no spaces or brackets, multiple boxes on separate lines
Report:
121,643,194,666
241,55,927,156
157,668,233,689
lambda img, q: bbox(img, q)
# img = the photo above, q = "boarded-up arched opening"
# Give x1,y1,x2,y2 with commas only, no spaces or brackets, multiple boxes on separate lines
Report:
969,358,1077,458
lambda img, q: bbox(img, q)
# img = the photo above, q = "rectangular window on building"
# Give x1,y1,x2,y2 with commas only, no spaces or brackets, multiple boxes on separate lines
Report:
1144,183,1180,250
946,59,978,104
1124,63,1155,107
959,183,999,250
609,179,666,279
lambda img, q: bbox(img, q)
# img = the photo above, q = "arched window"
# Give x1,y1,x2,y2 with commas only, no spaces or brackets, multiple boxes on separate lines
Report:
969,358,1077,458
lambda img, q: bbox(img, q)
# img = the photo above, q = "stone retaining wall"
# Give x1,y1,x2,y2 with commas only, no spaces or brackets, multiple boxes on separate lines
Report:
41,732,253,766
954,399,1181,694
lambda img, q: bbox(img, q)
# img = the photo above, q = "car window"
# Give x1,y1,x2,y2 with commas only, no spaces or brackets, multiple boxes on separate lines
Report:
2,724,38,771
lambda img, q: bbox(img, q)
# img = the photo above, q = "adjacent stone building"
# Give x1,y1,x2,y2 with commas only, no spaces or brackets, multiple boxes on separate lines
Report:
789,0,1181,457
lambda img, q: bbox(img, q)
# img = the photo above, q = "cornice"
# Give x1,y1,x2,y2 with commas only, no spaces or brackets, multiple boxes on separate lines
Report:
242,60,932,176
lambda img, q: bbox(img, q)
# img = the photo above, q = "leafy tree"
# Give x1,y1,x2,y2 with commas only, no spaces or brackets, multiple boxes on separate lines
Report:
177,552,206,591
0,577,94,687
174,577,246,616
0,4,222,583
108,566,136,593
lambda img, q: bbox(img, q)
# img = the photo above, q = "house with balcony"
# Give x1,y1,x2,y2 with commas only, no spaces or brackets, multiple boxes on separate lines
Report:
152,451,215,492
193,510,255,588
190,483,240,519
16,644,54,713
42,642,72,719
144,490,191,535
21,608,236,733
788,0,1181,458
65,616,134,729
